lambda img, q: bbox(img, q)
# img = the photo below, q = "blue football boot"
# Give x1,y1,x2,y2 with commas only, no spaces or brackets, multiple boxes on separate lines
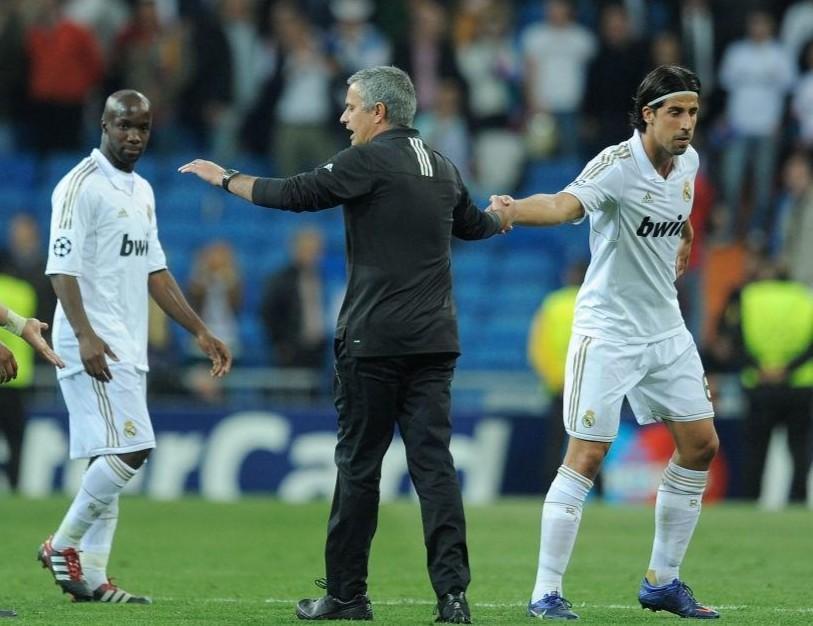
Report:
527,592,579,620
638,578,719,619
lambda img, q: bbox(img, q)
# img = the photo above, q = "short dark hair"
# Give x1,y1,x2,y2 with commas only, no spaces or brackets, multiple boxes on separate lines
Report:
629,65,701,132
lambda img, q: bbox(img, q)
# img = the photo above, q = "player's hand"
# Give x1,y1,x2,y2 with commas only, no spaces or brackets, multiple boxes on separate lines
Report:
487,194,516,233
196,331,232,378
21,318,65,369
0,341,18,384
675,238,692,279
177,159,225,187
78,332,119,382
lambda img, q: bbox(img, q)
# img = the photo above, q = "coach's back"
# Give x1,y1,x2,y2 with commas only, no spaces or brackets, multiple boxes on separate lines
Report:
252,127,500,357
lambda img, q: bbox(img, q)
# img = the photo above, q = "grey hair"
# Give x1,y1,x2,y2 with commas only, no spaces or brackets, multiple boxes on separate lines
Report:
347,66,417,127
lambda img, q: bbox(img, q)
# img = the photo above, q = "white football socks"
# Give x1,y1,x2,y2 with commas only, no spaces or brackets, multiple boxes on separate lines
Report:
80,495,119,590
647,460,708,586
531,465,593,602
52,456,136,551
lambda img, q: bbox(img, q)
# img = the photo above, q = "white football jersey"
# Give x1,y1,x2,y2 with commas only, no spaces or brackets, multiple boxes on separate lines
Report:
563,131,698,344
46,149,167,378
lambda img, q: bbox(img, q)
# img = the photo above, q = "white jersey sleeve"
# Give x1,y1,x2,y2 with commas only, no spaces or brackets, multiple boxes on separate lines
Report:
46,159,97,277
562,144,627,222
145,187,167,273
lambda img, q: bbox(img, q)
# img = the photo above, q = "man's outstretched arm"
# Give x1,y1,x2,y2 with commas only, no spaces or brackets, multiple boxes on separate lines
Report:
489,191,585,227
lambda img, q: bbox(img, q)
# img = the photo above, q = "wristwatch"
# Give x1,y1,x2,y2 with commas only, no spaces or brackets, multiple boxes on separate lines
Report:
222,168,240,191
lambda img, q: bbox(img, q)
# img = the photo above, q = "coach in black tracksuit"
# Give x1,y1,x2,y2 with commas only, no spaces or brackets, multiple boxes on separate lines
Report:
179,66,511,624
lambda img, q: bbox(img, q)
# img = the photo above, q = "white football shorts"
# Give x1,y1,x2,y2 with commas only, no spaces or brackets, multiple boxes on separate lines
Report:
563,328,714,442
58,364,156,459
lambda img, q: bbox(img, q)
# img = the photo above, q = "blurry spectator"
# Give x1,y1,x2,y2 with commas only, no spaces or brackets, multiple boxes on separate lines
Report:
3,214,56,332
714,254,813,503
65,0,129,57
110,0,190,152
527,260,603,496
183,0,267,160
260,228,328,371
187,240,243,359
584,3,648,152
327,0,391,75
415,79,471,181
792,40,813,148
718,9,795,243
454,0,523,192
394,0,464,113
773,151,813,288
0,0,27,154
521,0,596,158
780,0,813,64
679,0,716,92
271,2,337,175
24,0,104,152
650,30,682,68
0,268,37,491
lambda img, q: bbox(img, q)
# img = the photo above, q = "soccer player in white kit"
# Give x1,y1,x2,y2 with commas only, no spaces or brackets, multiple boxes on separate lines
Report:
491,66,720,620
39,90,232,604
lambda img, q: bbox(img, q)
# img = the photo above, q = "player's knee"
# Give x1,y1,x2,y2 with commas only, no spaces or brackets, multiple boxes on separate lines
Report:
118,448,152,470
683,432,719,468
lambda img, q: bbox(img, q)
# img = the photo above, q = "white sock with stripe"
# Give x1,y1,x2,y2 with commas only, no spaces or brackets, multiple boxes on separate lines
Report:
80,495,119,590
52,456,136,551
647,460,708,586
531,465,593,602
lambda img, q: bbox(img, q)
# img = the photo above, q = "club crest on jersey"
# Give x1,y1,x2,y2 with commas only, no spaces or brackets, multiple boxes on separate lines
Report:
53,236,72,257
582,410,596,428
636,215,685,238
123,420,137,438
120,233,149,256
683,180,692,202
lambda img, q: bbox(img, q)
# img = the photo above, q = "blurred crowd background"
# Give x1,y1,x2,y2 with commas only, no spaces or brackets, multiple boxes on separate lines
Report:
0,0,812,500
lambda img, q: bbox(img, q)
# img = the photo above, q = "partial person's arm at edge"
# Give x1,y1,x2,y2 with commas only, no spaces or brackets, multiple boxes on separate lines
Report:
510,191,585,226
50,274,116,380
0,303,65,369
147,269,232,377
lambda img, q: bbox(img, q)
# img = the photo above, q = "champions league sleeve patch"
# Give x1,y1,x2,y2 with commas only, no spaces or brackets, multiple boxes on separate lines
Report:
53,236,72,257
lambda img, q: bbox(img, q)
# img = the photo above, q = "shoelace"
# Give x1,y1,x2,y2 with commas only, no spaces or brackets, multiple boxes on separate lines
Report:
676,581,702,607
314,577,328,590
61,548,84,582
544,593,573,609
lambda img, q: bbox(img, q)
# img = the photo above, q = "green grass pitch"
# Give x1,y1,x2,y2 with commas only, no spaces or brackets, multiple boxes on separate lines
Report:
0,497,810,624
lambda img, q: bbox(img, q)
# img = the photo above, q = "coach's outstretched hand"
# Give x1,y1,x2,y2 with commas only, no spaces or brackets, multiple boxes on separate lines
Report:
21,318,65,369
177,159,224,187
196,331,232,378
486,194,517,233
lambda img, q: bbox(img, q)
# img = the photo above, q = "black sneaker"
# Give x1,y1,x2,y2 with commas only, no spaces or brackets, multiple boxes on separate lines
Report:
296,579,373,621
436,592,471,623
0,609,16,618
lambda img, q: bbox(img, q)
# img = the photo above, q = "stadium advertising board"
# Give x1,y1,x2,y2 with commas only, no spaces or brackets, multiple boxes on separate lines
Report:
11,408,738,501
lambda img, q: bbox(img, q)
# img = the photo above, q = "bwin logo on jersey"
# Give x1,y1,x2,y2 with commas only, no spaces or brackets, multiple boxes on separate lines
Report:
636,215,685,238
120,234,149,256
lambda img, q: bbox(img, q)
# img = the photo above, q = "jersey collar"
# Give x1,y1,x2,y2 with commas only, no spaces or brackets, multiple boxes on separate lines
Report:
630,130,682,182
91,148,136,195
370,127,420,142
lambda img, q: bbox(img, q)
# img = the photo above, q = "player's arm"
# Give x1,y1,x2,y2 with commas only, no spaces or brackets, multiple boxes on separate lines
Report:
50,274,117,381
178,149,372,212
147,269,232,377
490,192,584,227
676,219,694,279
0,303,65,370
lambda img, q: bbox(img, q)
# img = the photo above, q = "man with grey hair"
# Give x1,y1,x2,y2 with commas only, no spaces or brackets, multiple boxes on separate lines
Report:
180,65,515,623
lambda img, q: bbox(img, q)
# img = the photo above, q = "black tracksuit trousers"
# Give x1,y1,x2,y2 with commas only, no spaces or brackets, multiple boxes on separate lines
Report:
325,339,470,601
